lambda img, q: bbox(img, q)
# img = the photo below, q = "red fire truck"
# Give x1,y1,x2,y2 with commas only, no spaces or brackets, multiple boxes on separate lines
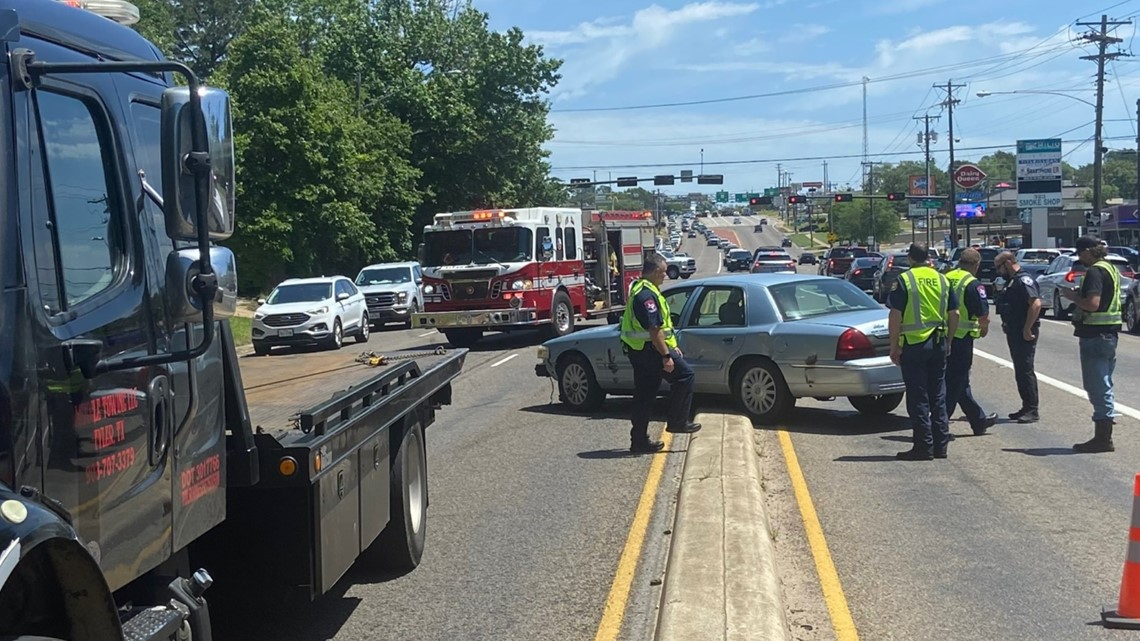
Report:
414,207,657,347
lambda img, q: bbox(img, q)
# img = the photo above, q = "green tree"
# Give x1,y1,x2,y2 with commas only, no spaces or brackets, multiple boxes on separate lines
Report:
832,200,901,244
975,151,1015,184
217,13,422,291
132,0,259,80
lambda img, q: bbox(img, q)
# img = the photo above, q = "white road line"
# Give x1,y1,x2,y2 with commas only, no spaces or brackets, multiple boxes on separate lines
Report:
490,353,519,367
418,330,437,337
973,348,1140,420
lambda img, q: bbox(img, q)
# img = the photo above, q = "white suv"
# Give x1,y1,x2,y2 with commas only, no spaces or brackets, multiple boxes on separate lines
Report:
251,276,369,355
355,261,423,329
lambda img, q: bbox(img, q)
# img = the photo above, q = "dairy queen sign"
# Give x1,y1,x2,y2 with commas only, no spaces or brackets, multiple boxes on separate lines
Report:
953,163,987,190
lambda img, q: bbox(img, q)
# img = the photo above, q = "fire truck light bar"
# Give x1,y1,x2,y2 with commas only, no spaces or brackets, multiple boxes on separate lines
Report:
470,210,507,221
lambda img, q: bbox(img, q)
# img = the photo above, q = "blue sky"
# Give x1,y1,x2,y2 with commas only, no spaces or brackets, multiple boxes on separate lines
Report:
475,0,1140,198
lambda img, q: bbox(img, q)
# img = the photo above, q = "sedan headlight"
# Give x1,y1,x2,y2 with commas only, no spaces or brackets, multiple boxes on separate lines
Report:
423,284,436,294
398,291,408,303
307,306,330,315
536,346,549,361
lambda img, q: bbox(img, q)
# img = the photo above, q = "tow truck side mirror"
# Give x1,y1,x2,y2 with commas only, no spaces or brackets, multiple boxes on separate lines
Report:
161,86,235,242
165,247,239,322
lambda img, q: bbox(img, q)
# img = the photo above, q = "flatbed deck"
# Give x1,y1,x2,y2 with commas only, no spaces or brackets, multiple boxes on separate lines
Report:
240,347,456,437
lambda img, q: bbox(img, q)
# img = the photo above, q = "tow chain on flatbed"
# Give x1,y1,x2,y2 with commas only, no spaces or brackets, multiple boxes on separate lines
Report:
285,346,450,432
355,345,448,367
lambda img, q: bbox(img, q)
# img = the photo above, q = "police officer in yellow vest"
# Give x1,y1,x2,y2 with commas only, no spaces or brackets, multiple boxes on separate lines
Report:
944,248,998,436
1060,236,1121,452
888,243,960,460
620,255,701,453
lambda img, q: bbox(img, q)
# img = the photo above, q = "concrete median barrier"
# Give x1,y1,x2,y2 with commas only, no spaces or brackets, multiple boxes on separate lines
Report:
655,412,787,641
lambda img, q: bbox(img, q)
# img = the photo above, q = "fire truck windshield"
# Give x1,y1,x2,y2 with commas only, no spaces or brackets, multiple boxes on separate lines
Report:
423,228,533,267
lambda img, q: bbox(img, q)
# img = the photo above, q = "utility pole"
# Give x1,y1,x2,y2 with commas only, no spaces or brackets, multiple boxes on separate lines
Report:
914,114,940,246
935,80,965,249
823,160,832,238
1077,14,1131,216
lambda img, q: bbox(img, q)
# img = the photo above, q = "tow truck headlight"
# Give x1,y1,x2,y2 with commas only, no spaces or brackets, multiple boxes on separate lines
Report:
423,284,436,294
398,291,408,303
511,279,532,290
307,306,330,315
537,346,549,361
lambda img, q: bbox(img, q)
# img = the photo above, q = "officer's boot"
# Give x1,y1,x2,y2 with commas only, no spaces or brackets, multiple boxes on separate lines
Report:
1073,420,1115,453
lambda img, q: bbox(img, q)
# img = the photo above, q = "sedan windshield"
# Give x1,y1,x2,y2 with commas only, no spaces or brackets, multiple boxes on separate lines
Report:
356,267,411,286
267,283,332,305
1019,251,1057,264
769,279,879,320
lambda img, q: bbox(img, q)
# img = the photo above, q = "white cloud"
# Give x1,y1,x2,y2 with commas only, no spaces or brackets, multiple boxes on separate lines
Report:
528,2,762,100
870,0,944,15
734,36,771,55
780,23,830,43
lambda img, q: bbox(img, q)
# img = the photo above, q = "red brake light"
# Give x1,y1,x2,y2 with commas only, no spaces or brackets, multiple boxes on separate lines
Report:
836,328,876,360
1065,271,1077,283
854,269,862,276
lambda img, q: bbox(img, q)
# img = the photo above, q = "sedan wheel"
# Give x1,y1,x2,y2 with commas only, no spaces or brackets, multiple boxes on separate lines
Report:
733,358,793,424
1053,291,1068,320
557,354,604,411
1127,298,1139,334
848,393,904,415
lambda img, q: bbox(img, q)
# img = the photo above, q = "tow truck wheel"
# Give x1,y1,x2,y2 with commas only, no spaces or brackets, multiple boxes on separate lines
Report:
848,393,904,415
548,291,575,338
368,419,427,571
355,313,371,343
666,266,680,280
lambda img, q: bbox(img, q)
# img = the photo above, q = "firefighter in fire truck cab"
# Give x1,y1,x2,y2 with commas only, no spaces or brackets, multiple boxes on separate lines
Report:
620,255,701,453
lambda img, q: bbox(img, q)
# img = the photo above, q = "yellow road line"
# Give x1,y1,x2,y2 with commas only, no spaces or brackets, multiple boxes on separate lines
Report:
593,430,674,641
777,429,860,641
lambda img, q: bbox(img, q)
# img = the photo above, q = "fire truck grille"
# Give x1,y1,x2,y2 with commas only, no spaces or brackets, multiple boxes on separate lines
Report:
449,282,489,301
490,281,503,297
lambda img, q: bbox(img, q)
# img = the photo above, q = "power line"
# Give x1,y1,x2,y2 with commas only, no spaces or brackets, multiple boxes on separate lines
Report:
549,43,1079,113
551,136,1137,172
1076,13,1133,210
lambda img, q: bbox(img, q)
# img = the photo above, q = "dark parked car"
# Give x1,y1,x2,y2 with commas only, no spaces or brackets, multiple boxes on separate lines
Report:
845,257,882,292
799,252,818,265
871,251,910,303
725,248,755,272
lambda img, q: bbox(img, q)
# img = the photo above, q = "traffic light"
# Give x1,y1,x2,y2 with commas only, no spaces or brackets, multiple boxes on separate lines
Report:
834,193,854,203
616,176,638,187
749,197,761,206
787,195,807,204
886,192,906,202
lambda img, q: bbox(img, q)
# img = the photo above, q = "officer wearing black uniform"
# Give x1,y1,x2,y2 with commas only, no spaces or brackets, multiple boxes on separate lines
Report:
994,251,1041,423
620,255,701,453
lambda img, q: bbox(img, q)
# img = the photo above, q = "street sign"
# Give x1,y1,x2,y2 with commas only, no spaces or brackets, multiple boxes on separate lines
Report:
654,175,675,186
697,174,724,185
1016,138,1062,208
957,190,986,202
827,232,838,244
734,193,746,203
764,187,780,197
715,191,729,203
919,198,945,209
953,163,987,189
802,181,823,188
680,170,694,183
908,175,934,196
616,176,638,187
907,203,930,219
569,178,591,185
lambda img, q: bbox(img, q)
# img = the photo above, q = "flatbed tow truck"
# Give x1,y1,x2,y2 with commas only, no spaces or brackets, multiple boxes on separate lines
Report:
0,2,466,639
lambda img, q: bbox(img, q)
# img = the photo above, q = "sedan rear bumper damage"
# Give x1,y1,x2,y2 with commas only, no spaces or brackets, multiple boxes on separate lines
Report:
782,356,905,398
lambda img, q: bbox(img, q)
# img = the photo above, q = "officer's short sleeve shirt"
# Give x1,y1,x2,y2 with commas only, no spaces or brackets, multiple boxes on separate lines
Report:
631,286,664,329
963,279,988,319
1002,271,1040,328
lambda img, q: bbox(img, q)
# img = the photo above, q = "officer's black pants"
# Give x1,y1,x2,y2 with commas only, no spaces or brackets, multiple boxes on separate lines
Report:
628,347,694,443
1005,329,1039,412
945,336,986,425
900,337,949,452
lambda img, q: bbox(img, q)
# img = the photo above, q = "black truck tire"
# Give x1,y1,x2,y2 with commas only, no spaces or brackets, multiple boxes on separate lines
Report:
443,328,482,348
368,420,428,572
666,265,680,279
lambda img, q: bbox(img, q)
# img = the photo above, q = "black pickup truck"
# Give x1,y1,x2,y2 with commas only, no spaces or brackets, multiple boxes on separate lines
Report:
940,247,1001,296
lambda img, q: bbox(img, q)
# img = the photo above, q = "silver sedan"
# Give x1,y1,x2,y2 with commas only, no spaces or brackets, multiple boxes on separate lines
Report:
534,274,906,423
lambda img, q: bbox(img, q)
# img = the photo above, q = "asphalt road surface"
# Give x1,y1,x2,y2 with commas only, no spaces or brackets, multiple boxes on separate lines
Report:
213,227,738,641
709,215,1140,641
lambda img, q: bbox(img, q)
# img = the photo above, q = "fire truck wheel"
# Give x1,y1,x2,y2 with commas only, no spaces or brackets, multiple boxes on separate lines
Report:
607,312,622,324
443,329,482,348
548,291,575,338
666,266,680,280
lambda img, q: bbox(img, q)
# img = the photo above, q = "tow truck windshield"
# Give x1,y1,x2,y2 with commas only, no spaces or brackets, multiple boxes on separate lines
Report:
267,283,333,304
423,228,534,266
356,267,412,286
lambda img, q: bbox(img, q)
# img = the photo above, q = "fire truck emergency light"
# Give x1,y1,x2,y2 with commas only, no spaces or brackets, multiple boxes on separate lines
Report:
470,210,507,221
60,0,141,25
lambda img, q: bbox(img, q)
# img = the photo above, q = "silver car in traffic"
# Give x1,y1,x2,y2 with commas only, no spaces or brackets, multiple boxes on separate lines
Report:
534,274,906,423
